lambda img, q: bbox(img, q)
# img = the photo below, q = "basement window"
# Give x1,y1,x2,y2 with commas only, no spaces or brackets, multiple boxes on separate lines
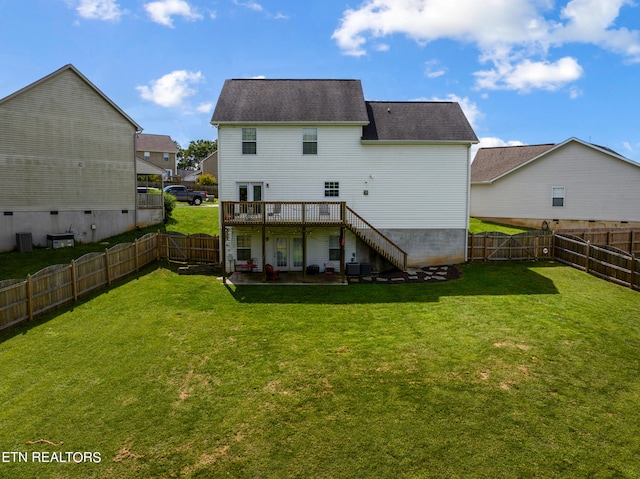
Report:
329,236,341,261
237,235,252,261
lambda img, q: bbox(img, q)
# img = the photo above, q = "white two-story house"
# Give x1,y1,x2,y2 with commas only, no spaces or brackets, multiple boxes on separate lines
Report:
211,79,478,278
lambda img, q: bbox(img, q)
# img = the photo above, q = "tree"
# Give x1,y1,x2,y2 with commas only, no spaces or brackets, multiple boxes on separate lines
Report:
177,139,217,170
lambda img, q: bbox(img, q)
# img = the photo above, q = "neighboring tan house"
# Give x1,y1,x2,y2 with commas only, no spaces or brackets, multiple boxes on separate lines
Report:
136,133,178,179
470,137,640,230
211,79,478,275
0,64,162,252
200,150,218,181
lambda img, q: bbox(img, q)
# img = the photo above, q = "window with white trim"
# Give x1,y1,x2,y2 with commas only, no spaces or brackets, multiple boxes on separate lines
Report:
324,181,339,197
237,235,252,261
552,187,565,207
303,128,318,154
144,151,150,161
242,128,257,154
329,235,341,261
163,152,169,162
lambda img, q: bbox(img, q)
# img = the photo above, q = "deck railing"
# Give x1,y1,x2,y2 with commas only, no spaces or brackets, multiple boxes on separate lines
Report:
222,201,344,225
344,206,407,270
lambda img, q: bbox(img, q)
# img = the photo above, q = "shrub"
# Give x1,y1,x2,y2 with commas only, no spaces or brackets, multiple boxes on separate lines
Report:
197,173,217,186
164,193,177,221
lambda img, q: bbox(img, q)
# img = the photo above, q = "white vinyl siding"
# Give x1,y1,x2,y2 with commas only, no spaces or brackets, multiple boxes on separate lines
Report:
471,141,640,222
0,68,136,212
217,125,470,230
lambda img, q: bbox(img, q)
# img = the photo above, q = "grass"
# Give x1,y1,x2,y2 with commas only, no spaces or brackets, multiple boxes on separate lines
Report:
0,261,639,478
0,203,219,280
469,217,532,235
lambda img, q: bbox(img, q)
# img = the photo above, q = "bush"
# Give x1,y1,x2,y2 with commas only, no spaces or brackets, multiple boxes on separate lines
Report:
197,173,217,186
164,193,177,221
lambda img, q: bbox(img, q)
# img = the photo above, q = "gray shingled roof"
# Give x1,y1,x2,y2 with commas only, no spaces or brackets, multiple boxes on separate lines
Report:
211,79,369,123
471,144,556,183
136,133,177,153
363,101,478,142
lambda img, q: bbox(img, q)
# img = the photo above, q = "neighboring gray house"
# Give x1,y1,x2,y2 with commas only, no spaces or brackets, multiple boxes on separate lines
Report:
471,137,640,229
211,79,478,274
136,133,178,179
0,64,161,252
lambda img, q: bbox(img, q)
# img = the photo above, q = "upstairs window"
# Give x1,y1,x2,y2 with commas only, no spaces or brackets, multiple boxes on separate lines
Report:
324,181,339,197
144,151,150,161
303,128,318,155
163,152,169,162
552,187,565,207
242,128,257,155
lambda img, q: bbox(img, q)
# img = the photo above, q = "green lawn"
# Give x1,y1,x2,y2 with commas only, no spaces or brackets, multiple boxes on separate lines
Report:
1,261,639,478
469,217,532,234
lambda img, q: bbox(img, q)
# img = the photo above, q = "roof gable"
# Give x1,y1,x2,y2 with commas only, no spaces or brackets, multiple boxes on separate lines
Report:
471,137,638,184
211,79,369,124
0,64,142,131
363,101,478,142
471,144,555,183
137,133,177,153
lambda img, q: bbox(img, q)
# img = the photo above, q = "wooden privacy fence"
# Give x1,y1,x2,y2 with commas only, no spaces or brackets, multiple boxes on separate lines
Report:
554,234,640,291
468,231,554,262
469,230,640,292
0,232,219,332
558,228,640,257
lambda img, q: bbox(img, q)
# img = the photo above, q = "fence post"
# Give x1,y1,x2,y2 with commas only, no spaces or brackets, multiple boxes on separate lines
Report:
483,234,488,262
26,274,33,321
585,241,591,274
71,260,78,301
134,239,140,272
105,248,112,286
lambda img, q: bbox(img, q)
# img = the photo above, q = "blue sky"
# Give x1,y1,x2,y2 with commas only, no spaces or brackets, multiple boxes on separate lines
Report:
2,0,640,161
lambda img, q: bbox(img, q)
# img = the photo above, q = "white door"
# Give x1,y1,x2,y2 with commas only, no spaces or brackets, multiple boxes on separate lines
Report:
274,237,303,271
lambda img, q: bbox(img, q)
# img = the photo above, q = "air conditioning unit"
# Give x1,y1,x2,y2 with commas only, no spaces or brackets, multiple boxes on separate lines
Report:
16,233,33,252
47,233,75,249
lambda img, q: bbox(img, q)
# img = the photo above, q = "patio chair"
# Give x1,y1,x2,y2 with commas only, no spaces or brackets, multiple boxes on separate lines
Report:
265,264,280,281
324,262,335,275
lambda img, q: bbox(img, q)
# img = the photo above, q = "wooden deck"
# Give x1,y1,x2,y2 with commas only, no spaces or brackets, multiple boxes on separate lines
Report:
221,201,408,272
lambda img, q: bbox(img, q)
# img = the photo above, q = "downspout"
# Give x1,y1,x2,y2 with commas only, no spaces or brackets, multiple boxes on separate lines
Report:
134,130,140,228
465,143,472,262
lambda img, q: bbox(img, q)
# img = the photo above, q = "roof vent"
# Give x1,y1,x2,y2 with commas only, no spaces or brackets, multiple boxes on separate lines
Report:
387,108,391,113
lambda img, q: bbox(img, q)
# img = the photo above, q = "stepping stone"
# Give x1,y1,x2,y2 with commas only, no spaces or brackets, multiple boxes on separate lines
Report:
392,277,405,282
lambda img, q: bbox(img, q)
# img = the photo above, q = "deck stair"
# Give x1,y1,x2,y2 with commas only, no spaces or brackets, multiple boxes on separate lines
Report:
344,206,407,270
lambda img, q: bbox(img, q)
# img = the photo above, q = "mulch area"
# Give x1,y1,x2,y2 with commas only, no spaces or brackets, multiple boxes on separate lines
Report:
347,265,462,284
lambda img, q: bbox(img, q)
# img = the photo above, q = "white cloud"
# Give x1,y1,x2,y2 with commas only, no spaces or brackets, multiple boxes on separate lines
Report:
70,0,124,21
471,137,526,161
233,0,263,12
332,0,640,92
475,56,584,92
136,70,204,108
144,0,203,28
425,59,447,79
197,102,213,114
